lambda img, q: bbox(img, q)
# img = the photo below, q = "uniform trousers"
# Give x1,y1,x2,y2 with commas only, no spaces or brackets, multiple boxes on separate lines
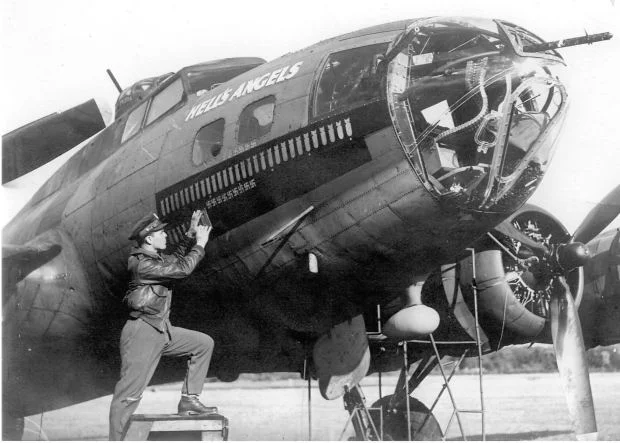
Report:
108,317,214,440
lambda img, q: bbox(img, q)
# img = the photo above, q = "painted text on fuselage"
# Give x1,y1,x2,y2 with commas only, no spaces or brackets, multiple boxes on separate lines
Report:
185,62,303,121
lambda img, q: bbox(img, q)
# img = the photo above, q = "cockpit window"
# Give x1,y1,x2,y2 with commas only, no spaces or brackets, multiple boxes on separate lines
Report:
121,101,148,143
313,43,388,117
145,77,184,125
115,73,174,118
238,96,276,144
187,66,262,96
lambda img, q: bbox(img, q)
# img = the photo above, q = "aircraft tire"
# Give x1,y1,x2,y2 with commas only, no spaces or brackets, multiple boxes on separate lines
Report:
369,395,441,441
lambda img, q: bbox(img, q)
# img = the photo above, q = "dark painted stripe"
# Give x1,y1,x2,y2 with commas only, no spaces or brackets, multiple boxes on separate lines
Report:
156,101,390,239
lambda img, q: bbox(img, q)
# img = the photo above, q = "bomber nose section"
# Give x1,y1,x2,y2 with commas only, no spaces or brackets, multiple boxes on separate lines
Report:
384,17,570,214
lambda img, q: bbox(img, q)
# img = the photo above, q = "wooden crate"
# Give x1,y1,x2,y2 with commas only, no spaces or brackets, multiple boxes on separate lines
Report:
122,413,228,441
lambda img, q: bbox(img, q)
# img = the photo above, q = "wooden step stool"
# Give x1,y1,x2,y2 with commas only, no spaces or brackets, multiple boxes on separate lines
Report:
122,413,228,440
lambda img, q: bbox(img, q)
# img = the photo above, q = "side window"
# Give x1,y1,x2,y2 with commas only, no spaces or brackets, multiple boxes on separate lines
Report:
192,119,225,165
238,96,276,144
313,43,388,117
145,77,184,125
121,101,148,143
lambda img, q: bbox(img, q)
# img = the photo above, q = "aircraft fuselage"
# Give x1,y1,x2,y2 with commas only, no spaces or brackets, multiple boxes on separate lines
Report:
3,17,573,416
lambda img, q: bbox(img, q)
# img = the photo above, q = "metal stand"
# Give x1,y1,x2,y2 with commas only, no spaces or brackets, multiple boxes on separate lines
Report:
409,247,486,441
382,247,486,441
427,335,485,441
305,358,312,441
308,375,312,441
396,337,485,440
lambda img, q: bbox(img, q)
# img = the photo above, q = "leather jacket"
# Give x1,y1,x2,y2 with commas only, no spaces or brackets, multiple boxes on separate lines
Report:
124,238,205,331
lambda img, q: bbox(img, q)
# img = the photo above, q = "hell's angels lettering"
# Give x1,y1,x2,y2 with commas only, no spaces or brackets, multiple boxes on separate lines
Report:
186,62,303,121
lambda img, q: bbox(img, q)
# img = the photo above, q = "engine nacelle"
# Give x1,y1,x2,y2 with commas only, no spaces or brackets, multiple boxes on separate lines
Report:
4,228,94,340
425,204,584,349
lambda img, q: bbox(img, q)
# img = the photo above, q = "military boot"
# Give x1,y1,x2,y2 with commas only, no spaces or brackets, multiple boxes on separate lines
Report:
178,395,218,415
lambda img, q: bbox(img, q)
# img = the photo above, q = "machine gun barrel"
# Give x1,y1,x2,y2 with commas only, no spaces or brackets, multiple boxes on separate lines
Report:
106,69,123,94
523,32,613,52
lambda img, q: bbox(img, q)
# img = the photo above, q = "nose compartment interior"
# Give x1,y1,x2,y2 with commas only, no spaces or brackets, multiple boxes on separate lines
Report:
386,18,568,212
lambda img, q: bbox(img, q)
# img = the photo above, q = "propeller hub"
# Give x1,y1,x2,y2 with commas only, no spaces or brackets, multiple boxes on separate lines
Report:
555,242,590,272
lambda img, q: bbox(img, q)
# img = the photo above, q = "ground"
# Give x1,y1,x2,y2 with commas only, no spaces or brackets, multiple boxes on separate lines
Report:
23,373,620,440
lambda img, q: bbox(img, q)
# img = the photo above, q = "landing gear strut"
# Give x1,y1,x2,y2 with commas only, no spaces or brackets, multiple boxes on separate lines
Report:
341,385,381,441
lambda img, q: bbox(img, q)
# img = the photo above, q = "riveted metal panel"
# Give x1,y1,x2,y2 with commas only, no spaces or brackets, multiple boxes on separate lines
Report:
342,187,390,223
307,205,356,245
91,149,124,198
216,257,253,292
106,180,132,224
44,311,88,338
29,282,64,313
357,206,411,252
364,126,401,159
101,214,126,256
63,204,95,265
91,222,106,262
285,231,309,252
388,185,439,226
10,229,93,339
272,96,309,134
98,248,126,278
155,140,194,192
331,224,382,262
92,187,116,227
85,263,105,298
132,165,158,206
371,161,415,203
238,247,271,276
63,165,101,217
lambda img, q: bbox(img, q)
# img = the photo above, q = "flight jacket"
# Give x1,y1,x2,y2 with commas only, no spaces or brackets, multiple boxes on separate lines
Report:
124,237,205,332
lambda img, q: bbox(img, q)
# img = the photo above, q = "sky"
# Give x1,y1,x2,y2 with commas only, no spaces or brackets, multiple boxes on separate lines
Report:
1,0,619,233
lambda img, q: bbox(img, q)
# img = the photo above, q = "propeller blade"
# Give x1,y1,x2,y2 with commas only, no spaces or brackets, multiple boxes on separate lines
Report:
549,276,597,440
573,184,620,244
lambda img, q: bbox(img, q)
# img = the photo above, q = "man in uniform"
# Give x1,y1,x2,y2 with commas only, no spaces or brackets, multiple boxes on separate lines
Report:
109,211,216,440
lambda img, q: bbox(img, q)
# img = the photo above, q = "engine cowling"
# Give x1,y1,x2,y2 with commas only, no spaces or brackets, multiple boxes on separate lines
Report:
4,228,94,340
426,204,584,349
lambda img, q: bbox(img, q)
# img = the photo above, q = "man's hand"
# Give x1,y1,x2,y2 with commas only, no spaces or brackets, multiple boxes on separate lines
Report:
186,210,202,238
195,225,212,248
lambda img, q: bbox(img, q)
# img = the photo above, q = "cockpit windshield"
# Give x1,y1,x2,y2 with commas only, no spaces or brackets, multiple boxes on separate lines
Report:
386,17,567,212
183,58,267,96
115,73,174,118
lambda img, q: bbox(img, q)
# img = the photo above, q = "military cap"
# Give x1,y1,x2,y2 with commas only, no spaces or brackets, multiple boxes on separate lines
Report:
128,213,167,241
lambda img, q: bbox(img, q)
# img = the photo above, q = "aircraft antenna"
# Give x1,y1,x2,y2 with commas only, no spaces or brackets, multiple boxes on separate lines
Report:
106,69,123,94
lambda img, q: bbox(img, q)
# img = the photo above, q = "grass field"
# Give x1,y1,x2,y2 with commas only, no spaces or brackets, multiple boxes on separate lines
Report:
23,373,620,440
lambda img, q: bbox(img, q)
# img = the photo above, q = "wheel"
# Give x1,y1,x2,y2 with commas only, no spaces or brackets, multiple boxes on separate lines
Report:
370,395,442,441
